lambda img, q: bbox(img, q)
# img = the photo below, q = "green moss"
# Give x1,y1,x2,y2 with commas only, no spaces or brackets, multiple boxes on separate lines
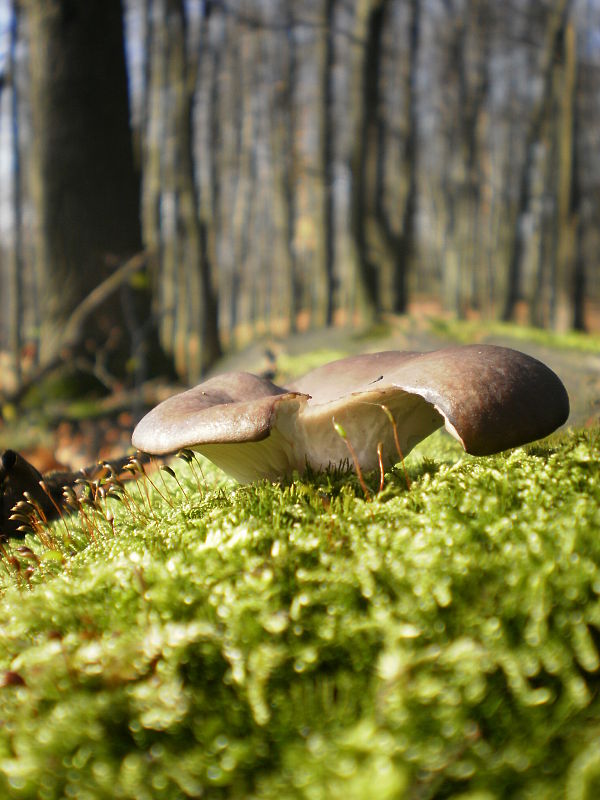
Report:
274,349,350,382
427,316,600,354
1,429,600,798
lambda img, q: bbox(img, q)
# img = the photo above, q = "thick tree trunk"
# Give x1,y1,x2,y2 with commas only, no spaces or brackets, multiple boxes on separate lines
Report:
23,0,157,378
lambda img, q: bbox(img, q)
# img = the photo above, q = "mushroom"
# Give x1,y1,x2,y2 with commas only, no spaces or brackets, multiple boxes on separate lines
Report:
131,344,570,483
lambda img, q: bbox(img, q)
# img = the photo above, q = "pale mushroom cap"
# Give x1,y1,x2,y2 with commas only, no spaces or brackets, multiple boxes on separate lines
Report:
131,372,307,455
131,344,570,482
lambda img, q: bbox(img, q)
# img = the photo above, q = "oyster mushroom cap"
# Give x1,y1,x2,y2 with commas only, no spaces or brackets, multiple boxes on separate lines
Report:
132,372,306,452
288,344,570,456
131,373,309,482
131,344,570,482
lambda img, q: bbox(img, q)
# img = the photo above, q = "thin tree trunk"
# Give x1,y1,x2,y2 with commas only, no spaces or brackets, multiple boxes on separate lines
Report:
270,1,297,333
142,0,170,346
347,0,382,321
502,0,569,322
371,0,420,315
551,17,577,331
8,1,24,387
167,0,221,379
571,47,585,332
290,0,334,327
318,0,335,326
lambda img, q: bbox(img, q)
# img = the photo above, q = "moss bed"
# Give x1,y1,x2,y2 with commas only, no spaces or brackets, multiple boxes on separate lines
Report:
0,428,599,799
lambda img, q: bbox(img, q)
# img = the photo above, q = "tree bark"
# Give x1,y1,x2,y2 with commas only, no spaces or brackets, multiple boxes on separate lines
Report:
501,0,569,322
371,0,420,315
8,1,24,387
347,0,382,320
167,0,221,379
23,0,161,380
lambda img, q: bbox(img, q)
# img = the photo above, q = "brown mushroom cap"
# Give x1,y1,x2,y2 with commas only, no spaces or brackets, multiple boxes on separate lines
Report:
131,344,569,482
288,344,570,456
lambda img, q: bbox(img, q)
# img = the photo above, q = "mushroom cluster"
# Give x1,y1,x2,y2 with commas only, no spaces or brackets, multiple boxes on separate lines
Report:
132,345,570,484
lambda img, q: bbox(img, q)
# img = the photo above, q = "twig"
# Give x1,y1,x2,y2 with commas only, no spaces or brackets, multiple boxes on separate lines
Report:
1,251,150,406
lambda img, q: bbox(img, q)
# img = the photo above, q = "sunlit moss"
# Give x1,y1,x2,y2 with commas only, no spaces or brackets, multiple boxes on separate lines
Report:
428,315,600,354
0,429,599,798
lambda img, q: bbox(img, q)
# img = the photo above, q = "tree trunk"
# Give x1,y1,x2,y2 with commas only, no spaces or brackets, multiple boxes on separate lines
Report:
23,0,159,380
348,0,382,319
8,1,24,388
501,0,569,322
371,0,420,315
166,0,221,379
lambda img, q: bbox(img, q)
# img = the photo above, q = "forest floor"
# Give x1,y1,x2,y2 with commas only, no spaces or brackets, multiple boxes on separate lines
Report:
0,419,598,798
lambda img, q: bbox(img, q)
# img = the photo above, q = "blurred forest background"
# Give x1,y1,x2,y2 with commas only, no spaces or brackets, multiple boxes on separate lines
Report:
0,0,599,397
